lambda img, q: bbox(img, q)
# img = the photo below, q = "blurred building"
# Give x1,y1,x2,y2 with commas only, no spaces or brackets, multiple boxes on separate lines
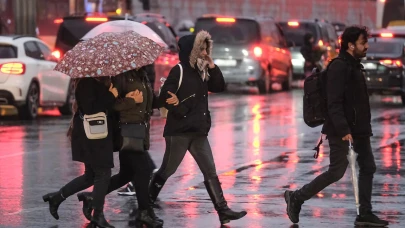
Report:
133,0,378,30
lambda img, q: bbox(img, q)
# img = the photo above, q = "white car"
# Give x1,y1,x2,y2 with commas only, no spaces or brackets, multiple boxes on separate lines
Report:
0,35,72,119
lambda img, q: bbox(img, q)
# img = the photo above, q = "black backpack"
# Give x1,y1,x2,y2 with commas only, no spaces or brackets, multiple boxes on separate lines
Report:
303,57,349,128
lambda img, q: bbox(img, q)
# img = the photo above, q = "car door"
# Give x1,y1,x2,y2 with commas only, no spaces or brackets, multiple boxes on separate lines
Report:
36,41,70,104
23,41,51,104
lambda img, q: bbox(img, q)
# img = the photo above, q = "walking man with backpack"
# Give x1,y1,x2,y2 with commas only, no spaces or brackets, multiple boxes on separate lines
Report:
284,26,389,227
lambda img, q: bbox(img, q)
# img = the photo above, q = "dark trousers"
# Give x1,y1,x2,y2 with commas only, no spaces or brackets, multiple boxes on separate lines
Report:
296,137,376,213
61,163,111,210
156,135,218,181
107,150,151,210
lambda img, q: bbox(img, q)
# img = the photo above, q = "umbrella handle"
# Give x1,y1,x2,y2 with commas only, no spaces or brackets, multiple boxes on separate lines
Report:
349,140,353,149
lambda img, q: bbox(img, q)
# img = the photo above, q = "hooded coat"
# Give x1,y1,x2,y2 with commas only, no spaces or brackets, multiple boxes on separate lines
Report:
159,31,225,136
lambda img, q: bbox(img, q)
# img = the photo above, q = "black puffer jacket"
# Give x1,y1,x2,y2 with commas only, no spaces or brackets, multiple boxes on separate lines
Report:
322,51,372,138
159,32,225,136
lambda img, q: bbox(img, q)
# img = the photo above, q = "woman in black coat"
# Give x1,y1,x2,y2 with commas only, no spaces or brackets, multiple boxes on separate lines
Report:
42,77,118,228
149,31,247,225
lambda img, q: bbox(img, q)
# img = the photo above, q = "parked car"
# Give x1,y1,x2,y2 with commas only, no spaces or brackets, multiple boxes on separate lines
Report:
363,38,405,105
0,35,71,119
194,15,293,93
278,19,339,79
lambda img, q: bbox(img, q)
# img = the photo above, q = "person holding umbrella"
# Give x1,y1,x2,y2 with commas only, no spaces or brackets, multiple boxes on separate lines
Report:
284,26,389,227
42,31,164,228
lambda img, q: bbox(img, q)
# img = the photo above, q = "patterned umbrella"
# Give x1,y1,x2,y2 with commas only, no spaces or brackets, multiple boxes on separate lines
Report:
54,30,164,78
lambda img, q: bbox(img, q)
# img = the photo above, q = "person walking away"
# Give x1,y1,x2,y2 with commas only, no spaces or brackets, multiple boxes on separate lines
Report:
148,31,247,225
300,33,325,77
284,26,389,227
43,77,118,228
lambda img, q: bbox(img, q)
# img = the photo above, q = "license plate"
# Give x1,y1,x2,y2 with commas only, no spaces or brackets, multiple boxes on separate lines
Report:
214,59,237,67
363,62,377,70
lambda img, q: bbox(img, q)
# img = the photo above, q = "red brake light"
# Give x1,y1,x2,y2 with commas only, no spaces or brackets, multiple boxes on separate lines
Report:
52,50,61,59
216,18,236,23
288,21,299,27
85,17,108,22
253,46,263,58
54,18,63,24
380,59,402,67
380,33,393,38
0,63,26,75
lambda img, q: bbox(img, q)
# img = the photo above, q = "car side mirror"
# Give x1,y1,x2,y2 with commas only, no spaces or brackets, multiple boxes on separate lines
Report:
287,41,295,47
169,44,177,53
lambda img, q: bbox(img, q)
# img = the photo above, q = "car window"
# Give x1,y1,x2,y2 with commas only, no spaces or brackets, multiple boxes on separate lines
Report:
36,42,53,61
0,45,17,58
320,25,329,42
195,18,260,45
278,22,319,46
145,21,177,48
24,41,43,60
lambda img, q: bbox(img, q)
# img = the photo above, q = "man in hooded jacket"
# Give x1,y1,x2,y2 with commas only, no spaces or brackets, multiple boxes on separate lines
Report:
148,31,247,225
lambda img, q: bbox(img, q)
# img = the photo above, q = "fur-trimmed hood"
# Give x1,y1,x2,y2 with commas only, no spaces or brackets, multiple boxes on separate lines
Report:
178,31,213,69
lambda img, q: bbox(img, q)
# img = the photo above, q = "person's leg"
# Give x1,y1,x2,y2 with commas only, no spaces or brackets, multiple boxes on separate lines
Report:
149,136,190,204
91,166,113,228
354,137,388,226
285,137,349,224
107,152,133,194
43,163,95,220
188,136,247,225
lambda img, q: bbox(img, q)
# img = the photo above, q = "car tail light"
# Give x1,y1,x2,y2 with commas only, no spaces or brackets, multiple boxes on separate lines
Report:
0,62,26,75
288,21,299,27
380,33,393,38
216,18,236,23
380,59,402,67
54,18,63,24
253,46,263,58
85,17,108,22
318,40,324,46
52,50,61,59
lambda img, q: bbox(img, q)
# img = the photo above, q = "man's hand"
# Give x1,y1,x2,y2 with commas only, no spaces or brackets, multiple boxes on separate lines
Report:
167,91,179,106
205,56,215,69
125,91,134,98
342,134,353,142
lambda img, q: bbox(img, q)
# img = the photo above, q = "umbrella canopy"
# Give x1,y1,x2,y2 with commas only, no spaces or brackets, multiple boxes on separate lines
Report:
54,30,164,78
81,20,168,48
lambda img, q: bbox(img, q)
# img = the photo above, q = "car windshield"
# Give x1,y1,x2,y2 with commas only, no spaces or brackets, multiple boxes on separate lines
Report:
0,45,17,58
195,18,260,44
367,42,403,56
278,22,319,46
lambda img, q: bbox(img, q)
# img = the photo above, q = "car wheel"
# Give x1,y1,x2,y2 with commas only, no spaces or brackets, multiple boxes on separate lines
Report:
18,82,39,120
282,68,293,91
58,81,75,115
257,69,271,94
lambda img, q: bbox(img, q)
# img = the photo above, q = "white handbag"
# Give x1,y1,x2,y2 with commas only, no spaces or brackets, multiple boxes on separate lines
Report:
160,63,183,118
82,112,108,139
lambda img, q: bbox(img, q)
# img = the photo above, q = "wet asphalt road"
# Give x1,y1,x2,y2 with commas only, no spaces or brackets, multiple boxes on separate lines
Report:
0,89,404,228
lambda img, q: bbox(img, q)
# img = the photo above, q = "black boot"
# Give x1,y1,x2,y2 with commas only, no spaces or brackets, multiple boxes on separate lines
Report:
78,192,93,221
134,209,163,228
355,211,389,227
284,190,304,224
91,209,114,228
148,174,166,207
204,176,247,225
148,207,163,224
42,191,66,220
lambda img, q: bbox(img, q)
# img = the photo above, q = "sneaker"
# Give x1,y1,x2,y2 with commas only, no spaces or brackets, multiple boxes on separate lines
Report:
117,182,136,196
354,212,389,227
284,190,303,224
